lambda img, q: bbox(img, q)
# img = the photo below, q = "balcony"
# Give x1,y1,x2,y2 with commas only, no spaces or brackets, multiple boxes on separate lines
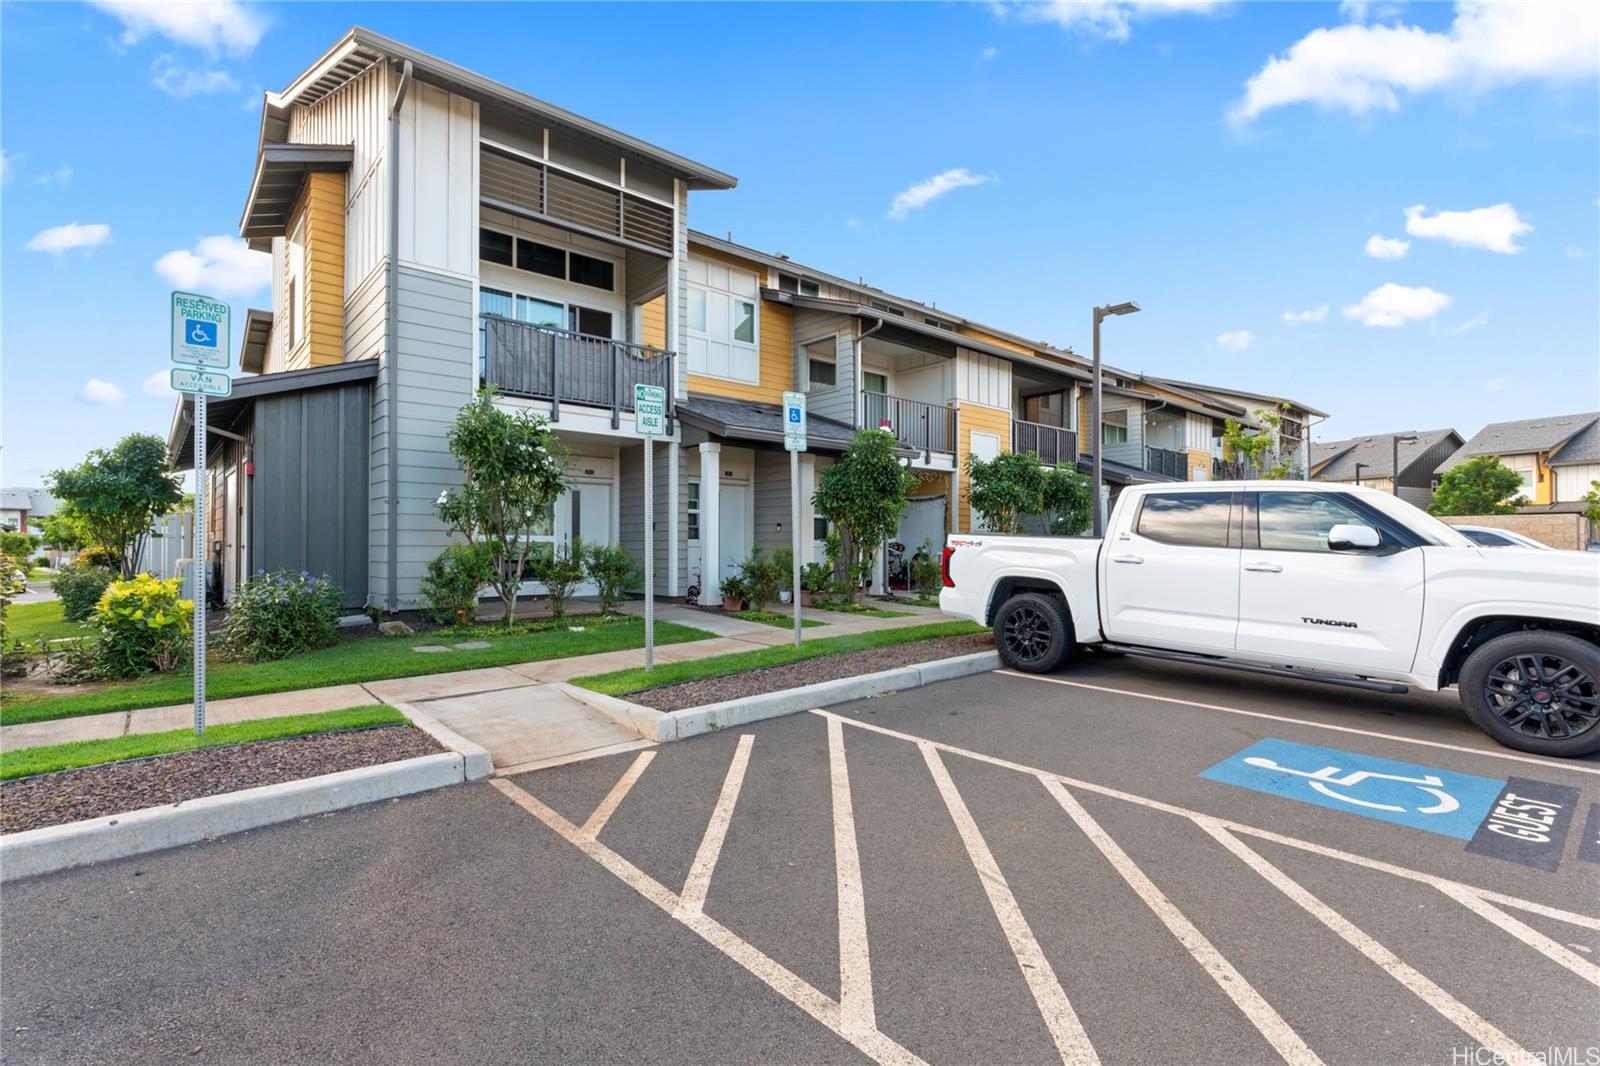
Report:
1145,446,1187,479
1011,420,1078,467
861,391,955,461
1210,457,1305,481
482,316,675,429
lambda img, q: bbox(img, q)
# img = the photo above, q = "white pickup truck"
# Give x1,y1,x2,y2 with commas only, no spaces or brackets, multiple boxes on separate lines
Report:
939,481,1600,757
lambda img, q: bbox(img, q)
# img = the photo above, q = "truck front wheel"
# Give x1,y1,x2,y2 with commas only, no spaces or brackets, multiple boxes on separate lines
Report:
1459,631,1600,757
994,592,1072,673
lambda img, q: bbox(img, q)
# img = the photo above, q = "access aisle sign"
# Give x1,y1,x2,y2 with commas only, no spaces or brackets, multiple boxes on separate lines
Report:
635,384,667,437
171,367,233,397
171,292,230,369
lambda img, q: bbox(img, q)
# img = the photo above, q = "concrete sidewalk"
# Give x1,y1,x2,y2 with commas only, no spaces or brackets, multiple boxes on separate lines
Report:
2,601,958,771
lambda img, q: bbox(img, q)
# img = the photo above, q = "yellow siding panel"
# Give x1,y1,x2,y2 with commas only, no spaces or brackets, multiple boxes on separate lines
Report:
954,402,1012,532
687,297,795,404
958,326,1031,358
640,294,666,349
304,171,346,368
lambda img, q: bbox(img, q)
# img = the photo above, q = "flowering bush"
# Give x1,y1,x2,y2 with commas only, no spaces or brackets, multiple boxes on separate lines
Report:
222,569,343,662
92,574,192,678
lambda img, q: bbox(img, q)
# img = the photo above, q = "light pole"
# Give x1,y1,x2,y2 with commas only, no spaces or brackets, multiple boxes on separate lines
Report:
1354,462,1369,487
1391,433,1419,496
1091,301,1141,537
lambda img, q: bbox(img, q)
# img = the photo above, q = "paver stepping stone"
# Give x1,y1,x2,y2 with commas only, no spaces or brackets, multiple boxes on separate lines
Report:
452,641,492,650
412,644,452,653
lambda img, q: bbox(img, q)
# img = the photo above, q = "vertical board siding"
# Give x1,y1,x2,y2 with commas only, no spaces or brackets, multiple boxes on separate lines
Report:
398,84,479,275
292,63,388,298
1555,462,1600,502
954,350,1012,409
954,402,1012,532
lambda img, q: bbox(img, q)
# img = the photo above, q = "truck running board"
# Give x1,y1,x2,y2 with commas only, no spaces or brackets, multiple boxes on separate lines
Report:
1095,643,1411,694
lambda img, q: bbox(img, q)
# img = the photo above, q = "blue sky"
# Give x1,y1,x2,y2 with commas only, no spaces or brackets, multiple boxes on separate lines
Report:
3,0,1597,486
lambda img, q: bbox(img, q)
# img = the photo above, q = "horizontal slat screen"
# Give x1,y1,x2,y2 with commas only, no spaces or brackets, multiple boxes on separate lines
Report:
481,146,544,215
546,169,621,237
481,144,671,254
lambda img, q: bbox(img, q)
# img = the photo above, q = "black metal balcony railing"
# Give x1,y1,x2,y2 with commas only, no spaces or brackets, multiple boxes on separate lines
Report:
1145,446,1186,479
483,315,675,430
861,391,955,460
1212,457,1252,480
1011,420,1079,467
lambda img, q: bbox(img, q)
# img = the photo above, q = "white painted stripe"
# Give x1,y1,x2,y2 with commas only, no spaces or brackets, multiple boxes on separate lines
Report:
812,710,1600,933
490,778,926,1066
994,670,1600,779
919,742,1100,1066
1195,818,1529,1064
580,750,656,840
1038,776,1324,1066
1434,882,1600,988
678,734,755,917
828,714,876,1038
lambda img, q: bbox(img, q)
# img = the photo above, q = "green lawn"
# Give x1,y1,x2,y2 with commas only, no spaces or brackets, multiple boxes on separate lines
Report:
0,705,406,781
732,609,827,629
6,600,90,644
26,568,56,582
812,600,915,619
1,617,711,726
574,619,985,696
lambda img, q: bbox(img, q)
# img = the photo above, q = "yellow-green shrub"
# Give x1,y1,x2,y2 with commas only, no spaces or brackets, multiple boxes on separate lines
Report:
92,574,192,678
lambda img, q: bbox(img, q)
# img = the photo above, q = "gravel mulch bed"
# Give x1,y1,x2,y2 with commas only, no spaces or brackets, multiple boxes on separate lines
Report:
0,725,443,835
627,632,993,712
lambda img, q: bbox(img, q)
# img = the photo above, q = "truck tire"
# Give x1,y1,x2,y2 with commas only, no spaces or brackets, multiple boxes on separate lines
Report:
994,592,1073,673
1458,631,1600,757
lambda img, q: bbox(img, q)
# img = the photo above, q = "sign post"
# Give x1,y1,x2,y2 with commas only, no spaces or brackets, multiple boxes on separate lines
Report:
634,383,668,669
783,391,807,648
170,291,231,735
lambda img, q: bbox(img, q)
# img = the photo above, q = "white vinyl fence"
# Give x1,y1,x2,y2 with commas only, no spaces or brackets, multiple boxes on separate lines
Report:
137,511,194,579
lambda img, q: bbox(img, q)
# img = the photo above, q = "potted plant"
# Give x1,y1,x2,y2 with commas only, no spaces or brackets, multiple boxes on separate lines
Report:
718,574,748,613
799,562,830,608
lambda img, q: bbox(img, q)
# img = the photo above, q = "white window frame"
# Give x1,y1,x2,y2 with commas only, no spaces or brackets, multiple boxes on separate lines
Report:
685,256,760,384
686,480,701,542
1102,408,1130,447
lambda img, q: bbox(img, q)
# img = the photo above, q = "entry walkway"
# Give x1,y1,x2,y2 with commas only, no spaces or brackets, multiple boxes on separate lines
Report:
1,601,957,771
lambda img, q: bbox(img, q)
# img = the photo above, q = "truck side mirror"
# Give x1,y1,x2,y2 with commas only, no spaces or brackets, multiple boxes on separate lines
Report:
1328,523,1381,552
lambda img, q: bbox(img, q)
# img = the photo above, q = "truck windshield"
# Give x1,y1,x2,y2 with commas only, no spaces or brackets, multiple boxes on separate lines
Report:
1359,492,1474,547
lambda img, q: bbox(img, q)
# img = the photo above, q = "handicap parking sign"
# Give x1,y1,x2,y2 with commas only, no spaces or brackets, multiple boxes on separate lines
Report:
171,291,230,369
186,319,217,347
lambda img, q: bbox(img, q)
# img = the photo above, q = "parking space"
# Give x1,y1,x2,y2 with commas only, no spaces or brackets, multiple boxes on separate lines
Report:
501,663,1600,1065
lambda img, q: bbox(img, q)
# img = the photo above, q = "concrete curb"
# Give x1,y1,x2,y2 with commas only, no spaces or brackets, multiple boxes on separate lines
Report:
571,650,1000,744
0,752,464,883
387,701,494,780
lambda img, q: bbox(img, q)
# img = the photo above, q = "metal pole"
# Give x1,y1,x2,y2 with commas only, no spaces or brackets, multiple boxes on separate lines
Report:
1391,436,1400,495
644,440,654,670
1090,308,1104,537
193,392,207,735
791,449,802,647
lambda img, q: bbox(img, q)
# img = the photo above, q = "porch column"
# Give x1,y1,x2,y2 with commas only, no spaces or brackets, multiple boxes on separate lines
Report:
667,439,680,597
697,442,721,606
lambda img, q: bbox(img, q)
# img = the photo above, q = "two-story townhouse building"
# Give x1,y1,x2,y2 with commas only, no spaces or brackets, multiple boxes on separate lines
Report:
1308,428,1464,509
1141,377,1325,480
1434,411,1600,508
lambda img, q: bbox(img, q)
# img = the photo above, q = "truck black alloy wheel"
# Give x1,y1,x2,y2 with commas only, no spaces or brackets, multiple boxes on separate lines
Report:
1460,632,1600,757
994,592,1071,674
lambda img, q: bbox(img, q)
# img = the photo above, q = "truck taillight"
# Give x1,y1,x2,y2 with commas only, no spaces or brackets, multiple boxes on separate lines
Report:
941,546,956,588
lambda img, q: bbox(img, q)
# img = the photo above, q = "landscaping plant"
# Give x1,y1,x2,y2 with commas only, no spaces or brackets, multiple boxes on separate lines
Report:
52,563,115,622
531,540,587,624
0,531,40,559
717,573,748,611
91,574,192,678
436,390,569,627
966,451,1048,534
910,539,943,599
46,434,184,577
586,543,641,616
222,570,344,662
421,543,495,626
1043,466,1094,535
813,429,917,604
738,549,784,612
1429,455,1530,516
0,548,29,677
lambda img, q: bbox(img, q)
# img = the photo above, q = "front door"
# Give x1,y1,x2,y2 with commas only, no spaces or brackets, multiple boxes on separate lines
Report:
1235,490,1425,674
564,480,613,596
719,483,749,582
1101,489,1240,653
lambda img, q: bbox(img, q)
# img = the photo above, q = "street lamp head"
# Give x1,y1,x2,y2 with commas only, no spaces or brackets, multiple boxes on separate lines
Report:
1396,433,1420,444
1097,301,1141,319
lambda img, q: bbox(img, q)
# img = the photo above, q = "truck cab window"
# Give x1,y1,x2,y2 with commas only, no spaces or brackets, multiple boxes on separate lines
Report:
1257,492,1370,552
1134,493,1231,547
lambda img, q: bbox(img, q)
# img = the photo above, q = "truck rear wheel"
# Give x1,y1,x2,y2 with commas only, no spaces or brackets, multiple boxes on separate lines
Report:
1459,631,1600,757
994,592,1072,673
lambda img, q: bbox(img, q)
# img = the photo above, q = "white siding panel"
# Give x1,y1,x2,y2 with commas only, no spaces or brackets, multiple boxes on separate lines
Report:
1185,413,1212,452
398,84,478,275
955,350,1011,409
1555,462,1600,503
292,63,389,299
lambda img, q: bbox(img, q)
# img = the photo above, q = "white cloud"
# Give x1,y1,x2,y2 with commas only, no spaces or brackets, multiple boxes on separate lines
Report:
1448,311,1490,334
1,149,13,185
1215,329,1253,351
153,58,239,97
1404,202,1532,254
1564,245,1587,258
27,222,112,254
155,235,269,295
1002,0,1229,43
35,164,73,186
143,370,173,398
1364,234,1410,259
82,378,126,405
887,168,993,221
89,0,267,57
1282,305,1328,324
1342,282,1451,327
1230,0,1600,124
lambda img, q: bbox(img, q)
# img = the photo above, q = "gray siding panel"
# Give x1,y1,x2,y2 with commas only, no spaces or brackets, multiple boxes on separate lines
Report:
793,310,858,428
618,439,688,596
753,450,789,553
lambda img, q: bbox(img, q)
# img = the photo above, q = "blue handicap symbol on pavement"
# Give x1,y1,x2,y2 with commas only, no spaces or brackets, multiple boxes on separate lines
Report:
186,319,217,347
1199,737,1505,839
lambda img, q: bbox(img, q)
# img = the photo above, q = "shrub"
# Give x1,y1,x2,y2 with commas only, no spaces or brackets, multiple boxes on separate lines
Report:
735,548,784,612
910,540,943,599
531,540,586,624
717,573,748,608
0,548,28,654
92,574,192,678
586,544,640,616
800,562,831,594
1,531,39,557
53,564,115,622
222,569,343,662
421,544,494,626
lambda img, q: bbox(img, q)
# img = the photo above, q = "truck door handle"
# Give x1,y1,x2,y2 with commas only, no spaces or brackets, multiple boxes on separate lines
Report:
1244,562,1283,573
1111,554,1144,565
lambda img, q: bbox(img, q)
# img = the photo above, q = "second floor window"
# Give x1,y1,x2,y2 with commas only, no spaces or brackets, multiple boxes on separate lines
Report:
686,257,759,383
480,227,615,292
1102,408,1129,446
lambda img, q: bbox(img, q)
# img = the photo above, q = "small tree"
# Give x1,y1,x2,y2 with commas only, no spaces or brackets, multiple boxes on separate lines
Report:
1581,480,1600,525
1429,456,1527,516
1221,405,1298,479
813,430,916,604
46,434,183,577
966,451,1047,534
586,544,641,616
1043,467,1094,535
436,390,569,626
36,507,88,554
531,540,586,625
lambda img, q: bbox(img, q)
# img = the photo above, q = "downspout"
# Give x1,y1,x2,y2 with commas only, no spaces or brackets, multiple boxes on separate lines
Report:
384,59,413,614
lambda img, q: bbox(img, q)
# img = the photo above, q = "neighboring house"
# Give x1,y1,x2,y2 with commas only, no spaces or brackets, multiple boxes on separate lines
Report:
164,28,1334,610
1141,378,1326,480
0,488,58,535
1434,411,1600,509
1309,428,1464,510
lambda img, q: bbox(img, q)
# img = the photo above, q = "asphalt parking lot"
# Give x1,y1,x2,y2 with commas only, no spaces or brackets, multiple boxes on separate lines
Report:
4,655,1598,1065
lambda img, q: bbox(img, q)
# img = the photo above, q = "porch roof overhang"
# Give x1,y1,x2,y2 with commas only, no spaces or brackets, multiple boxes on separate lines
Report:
1077,456,1182,486
678,395,918,458
239,144,354,251
238,309,274,374
166,360,379,470
1141,375,1328,419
